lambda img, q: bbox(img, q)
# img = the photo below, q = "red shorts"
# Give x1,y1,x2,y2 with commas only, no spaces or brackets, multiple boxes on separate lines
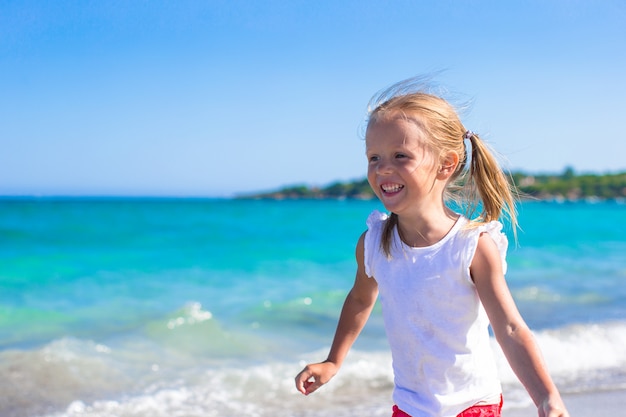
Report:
392,395,503,417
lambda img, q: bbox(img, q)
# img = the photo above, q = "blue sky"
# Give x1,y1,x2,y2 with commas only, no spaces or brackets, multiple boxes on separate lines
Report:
1,1,625,197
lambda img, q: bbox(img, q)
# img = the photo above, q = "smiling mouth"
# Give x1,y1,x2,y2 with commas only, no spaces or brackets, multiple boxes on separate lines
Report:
381,184,404,194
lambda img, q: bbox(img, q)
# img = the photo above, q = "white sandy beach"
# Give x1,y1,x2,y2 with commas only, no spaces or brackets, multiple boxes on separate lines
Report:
503,389,626,417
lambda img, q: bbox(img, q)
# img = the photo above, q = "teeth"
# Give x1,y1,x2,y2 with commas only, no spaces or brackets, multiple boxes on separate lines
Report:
382,184,403,193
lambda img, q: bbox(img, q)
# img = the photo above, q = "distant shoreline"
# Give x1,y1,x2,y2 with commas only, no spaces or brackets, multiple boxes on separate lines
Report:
239,168,626,203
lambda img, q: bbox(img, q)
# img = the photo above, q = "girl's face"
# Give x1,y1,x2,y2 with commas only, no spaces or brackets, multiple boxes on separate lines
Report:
365,114,440,216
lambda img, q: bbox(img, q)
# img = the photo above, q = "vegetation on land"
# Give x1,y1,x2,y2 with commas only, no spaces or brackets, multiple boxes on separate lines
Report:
241,167,626,201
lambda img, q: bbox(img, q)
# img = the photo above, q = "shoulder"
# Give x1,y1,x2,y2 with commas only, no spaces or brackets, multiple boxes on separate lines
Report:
470,231,507,289
460,220,506,248
364,209,388,253
473,232,503,267
362,210,388,278
364,210,389,246
366,210,388,230
461,220,508,275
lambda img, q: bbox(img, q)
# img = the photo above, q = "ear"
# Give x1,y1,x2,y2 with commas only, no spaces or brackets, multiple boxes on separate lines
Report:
437,151,459,180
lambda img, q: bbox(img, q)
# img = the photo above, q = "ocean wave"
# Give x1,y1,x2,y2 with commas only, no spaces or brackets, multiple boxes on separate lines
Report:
492,321,626,384
1,320,624,417
0,338,132,417
141,301,262,358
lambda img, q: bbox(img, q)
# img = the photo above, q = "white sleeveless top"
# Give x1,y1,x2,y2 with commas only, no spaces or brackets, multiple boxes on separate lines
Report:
364,210,506,417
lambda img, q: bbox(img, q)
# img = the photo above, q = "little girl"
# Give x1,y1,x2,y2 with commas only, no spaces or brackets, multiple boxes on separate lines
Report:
295,78,569,417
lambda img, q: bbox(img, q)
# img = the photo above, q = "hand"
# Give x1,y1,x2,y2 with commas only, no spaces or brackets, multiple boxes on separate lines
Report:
538,394,569,417
294,361,339,395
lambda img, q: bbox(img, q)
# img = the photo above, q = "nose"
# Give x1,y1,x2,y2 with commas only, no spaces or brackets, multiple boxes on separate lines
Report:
376,158,393,175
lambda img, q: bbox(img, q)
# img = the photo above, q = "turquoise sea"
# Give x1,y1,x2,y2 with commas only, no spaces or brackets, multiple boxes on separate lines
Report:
1,198,625,417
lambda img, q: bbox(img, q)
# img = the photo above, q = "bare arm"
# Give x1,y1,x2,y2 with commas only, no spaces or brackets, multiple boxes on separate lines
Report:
295,232,379,395
472,233,569,417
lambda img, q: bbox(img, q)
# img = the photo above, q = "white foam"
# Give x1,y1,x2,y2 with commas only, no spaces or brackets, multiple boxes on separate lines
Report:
40,357,392,417
12,321,626,417
492,321,626,387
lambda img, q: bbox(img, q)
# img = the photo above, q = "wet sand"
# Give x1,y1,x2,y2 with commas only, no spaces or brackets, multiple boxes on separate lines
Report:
503,389,626,416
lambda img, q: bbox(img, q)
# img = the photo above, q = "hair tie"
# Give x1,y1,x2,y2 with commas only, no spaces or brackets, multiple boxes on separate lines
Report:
461,130,473,171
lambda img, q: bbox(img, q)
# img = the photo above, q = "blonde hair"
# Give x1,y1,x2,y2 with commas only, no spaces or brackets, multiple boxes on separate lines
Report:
366,78,518,256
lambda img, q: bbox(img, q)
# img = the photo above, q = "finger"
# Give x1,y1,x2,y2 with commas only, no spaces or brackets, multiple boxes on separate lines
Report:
304,377,323,395
295,369,312,395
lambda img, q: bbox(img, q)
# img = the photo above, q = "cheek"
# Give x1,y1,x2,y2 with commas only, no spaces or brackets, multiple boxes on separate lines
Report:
407,154,437,175
366,168,379,190
397,159,425,177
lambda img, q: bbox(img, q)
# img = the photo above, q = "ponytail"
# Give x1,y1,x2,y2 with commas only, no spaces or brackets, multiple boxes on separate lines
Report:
464,132,518,235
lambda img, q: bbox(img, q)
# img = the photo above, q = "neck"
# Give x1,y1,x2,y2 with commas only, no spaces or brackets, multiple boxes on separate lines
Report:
395,204,458,247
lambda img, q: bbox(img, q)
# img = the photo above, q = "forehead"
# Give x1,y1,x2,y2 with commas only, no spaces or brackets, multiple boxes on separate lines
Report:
365,113,427,148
